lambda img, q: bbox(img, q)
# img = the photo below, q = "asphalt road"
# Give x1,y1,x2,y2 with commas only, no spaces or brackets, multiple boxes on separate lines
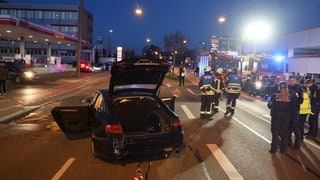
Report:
0,69,319,179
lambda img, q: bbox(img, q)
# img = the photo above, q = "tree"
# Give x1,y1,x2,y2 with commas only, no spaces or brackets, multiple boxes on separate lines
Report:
142,44,162,59
163,30,187,53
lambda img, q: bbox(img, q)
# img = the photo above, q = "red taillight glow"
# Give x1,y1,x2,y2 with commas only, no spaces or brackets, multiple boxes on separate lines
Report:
173,118,182,127
105,124,122,134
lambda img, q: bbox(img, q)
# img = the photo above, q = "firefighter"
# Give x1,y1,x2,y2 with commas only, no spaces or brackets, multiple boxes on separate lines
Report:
267,81,291,154
199,66,215,119
212,68,224,113
225,67,241,116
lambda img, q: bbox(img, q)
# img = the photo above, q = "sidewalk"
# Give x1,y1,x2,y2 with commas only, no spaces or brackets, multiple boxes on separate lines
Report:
0,65,75,123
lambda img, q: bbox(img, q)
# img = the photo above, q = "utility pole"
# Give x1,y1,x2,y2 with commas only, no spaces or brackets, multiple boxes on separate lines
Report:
76,0,83,77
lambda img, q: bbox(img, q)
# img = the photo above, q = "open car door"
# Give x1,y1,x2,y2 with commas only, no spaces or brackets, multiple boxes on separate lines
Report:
161,96,176,112
51,106,90,134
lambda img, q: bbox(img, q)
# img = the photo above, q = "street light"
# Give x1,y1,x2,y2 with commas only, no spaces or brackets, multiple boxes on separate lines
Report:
108,29,113,57
146,37,151,43
244,21,272,55
135,1,143,16
218,16,226,24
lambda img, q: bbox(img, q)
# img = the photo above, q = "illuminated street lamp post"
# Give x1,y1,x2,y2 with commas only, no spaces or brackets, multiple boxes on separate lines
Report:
244,21,272,56
146,37,151,43
244,21,272,74
135,1,143,16
218,16,226,24
108,29,113,57
172,50,177,75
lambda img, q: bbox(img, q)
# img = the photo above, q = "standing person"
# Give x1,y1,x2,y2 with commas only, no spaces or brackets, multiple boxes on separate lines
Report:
268,81,291,154
199,66,215,119
287,75,303,149
0,62,9,95
270,77,283,95
224,68,241,116
298,82,313,142
179,64,186,86
304,79,320,139
212,68,224,113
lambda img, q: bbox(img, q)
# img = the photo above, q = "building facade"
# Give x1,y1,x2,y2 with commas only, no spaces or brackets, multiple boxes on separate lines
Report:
0,2,93,64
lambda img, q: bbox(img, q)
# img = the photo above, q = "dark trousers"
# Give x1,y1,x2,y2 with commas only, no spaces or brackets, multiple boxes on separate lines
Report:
298,114,308,140
308,107,319,137
289,111,301,147
0,80,7,94
212,93,221,112
226,93,240,113
271,110,289,152
200,95,214,117
179,76,185,86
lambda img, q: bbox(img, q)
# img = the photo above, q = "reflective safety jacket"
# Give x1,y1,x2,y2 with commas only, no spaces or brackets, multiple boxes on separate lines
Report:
226,73,241,94
299,91,313,115
199,72,214,95
214,78,224,93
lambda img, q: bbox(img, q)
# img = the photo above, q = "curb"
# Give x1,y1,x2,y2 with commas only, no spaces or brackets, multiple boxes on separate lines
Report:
0,105,40,123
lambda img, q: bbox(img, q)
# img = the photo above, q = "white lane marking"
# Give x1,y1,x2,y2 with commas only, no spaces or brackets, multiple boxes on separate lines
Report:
52,157,75,180
187,88,201,95
181,105,196,119
236,105,320,150
237,105,270,124
200,161,212,180
231,115,271,144
207,144,244,180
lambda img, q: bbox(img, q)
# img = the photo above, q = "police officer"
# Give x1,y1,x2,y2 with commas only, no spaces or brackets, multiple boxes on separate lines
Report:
268,81,291,153
287,75,303,149
225,67,241,116
212,68,224,113
199,66,215,119
304,79,320,139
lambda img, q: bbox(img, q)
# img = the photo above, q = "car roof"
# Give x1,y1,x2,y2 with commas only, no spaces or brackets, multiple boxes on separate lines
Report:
108,58,170,96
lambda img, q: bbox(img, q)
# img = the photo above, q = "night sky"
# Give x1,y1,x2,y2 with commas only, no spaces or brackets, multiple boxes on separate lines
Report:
5,0,320,52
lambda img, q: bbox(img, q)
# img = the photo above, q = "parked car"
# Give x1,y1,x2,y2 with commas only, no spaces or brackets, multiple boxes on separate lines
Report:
92,62,106,71
51,58,185,162
80,61,91,72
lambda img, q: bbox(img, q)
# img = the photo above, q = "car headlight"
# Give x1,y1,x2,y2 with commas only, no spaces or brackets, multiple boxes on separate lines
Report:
24,71,34,78
255,81,262,89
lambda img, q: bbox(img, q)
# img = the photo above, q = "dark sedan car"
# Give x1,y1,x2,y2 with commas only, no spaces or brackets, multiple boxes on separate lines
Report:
51,58,185,162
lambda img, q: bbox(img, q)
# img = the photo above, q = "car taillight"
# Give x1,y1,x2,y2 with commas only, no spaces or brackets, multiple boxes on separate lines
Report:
173,118,182,127
105,124,122,134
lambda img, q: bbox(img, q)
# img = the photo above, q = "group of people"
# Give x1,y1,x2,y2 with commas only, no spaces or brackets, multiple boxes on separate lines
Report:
198,66,241,119
267,75,319,154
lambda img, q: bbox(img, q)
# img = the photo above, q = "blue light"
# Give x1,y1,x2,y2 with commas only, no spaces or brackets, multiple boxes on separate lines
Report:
274,55,285,62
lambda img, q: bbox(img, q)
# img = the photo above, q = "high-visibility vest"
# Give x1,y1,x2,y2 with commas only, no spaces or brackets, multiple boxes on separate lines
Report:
227,74,241,93
214,79,223,93
299,92,313,115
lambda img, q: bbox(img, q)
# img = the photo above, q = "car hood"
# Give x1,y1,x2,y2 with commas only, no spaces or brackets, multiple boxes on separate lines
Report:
109,58,170,96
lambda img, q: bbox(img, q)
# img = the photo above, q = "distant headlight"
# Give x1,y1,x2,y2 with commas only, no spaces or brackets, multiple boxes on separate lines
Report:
24,71,34,78
255,81,262,89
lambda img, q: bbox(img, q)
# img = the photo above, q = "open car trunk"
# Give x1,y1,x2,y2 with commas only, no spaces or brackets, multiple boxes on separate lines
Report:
112,96,174,135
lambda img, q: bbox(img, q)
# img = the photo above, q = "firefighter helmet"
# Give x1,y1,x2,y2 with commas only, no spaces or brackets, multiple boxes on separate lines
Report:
204,66,211,72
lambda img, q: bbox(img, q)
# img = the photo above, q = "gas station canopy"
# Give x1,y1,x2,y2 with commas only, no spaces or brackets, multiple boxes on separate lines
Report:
0,15,87,45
